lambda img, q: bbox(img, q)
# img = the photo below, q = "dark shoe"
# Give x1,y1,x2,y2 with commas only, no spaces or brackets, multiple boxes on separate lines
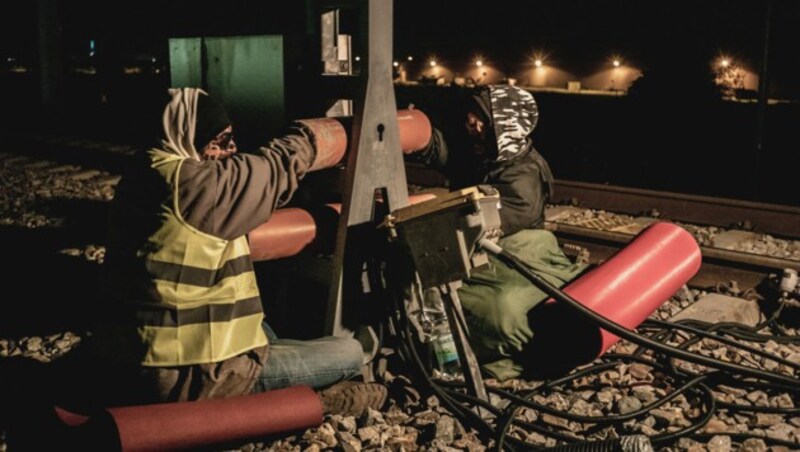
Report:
319,381,388,417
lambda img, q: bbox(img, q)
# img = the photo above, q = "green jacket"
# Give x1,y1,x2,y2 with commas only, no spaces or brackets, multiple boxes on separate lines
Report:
458,229,586,380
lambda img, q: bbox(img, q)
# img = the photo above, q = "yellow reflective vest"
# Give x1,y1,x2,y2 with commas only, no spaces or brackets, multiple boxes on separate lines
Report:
95,150,268,366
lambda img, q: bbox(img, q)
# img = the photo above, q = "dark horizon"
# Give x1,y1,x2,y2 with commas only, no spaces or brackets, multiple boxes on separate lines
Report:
3,1,799,97
2,0,799,207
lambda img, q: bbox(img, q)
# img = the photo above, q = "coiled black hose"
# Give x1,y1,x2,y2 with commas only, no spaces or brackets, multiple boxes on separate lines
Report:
543,434,652,451
376,236,799,451
478,238,800,389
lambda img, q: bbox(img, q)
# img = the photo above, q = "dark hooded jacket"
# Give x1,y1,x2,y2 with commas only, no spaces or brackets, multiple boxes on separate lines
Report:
94,88,317,404
412,85,554,236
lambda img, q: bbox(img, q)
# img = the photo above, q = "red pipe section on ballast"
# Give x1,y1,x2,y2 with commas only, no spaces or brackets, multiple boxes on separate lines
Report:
54,386,323,451
249,193,437,261
302,108,432,172
564,222,701,356
527,222,701,375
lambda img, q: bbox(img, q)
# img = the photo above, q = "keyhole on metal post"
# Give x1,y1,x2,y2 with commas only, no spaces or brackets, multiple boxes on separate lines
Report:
377,123,385,142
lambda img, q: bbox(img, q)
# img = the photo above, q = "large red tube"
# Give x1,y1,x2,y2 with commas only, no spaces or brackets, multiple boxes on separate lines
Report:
397,108,433,154
527,222,701,376
248,207,319,261
249,194,437,261
54,386,323,451
299,109,432,172
565,222,701,354
302,118,348,172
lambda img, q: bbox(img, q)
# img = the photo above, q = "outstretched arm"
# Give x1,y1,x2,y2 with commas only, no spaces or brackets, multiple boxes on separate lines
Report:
176,125,317,240
405,127,449,169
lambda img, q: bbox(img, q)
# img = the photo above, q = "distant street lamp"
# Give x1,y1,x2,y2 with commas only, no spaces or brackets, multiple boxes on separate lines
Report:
612,59,621,67
534,59,543,68
393,61,399,67
475,59,483,67
407,56,413,61
720,58,731,68
429,60,437,67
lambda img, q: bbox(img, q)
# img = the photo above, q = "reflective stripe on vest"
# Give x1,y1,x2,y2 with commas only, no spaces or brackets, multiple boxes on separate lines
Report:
105,150,267,366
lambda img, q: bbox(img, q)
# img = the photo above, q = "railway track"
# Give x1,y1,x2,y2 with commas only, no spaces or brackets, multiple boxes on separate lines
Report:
545,181,800,291
551,180,800,239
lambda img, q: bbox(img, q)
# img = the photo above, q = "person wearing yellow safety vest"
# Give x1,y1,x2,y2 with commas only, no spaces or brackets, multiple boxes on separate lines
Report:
92,88,386,414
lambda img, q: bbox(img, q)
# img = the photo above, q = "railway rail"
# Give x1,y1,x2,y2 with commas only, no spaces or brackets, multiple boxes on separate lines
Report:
551,180,800,239
544,181,800,291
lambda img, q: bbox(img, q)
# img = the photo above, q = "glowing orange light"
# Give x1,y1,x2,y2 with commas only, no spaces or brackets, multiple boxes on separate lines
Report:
612,59,621,67
475,59,483,67
534,59,543,68
720,58,730,67
429,60,437,67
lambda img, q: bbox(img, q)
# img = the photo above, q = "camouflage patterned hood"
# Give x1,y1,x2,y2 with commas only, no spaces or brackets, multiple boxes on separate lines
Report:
482,85,540,162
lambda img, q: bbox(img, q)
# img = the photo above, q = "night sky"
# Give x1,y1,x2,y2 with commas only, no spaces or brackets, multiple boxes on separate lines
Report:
3,0,798,96
1,1,799,205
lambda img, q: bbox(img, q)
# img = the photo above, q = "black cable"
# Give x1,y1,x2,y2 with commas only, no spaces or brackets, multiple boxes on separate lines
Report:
434,303,732,448
667,302,800,345
643,319,800,372
715,401,800,415
536,361,621,392
494,355,715,449
480,238,800,388
381,237,800,450
648,383,716,446
663,313,793,345
476,239,800,448
385,276,499,440
493,360,623,449
486,374,707,425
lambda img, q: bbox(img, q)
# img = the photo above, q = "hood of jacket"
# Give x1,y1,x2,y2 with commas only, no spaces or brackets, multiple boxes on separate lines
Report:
156,87,230,162
474,85,540,163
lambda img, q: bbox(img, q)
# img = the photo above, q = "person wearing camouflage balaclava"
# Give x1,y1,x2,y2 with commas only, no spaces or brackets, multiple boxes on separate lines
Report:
411,85,585,381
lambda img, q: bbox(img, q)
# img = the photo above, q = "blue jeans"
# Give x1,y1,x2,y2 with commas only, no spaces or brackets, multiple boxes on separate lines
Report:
251,322,363,392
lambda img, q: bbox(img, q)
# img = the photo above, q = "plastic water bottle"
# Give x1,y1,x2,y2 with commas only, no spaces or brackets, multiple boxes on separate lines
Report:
422,288,461,377
431,322,461,377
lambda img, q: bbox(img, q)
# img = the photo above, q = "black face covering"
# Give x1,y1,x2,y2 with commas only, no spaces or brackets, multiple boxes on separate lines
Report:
466,88,497,160
193,93,232,152
471,88,493,129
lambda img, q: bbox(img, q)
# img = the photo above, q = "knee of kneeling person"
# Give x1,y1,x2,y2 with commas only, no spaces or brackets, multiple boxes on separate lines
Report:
338,337,366,374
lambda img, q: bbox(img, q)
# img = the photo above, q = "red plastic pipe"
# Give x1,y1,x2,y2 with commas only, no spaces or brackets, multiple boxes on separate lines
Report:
299,108,432,172
397,108,433,154
54,386,323,451
249,194,437,262
248,207,319,261
562,222,701,356
526,222,701,375
301,117,348,172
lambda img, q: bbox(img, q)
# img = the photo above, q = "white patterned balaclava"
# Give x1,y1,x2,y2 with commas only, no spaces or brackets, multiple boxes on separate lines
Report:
471,85,539,162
